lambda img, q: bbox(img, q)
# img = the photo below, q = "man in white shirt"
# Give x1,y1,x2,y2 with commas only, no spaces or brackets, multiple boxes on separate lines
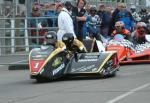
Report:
55,1,76,40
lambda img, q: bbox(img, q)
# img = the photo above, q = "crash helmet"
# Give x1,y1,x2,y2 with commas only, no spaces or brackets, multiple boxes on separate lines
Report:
90,5,97,14
45,31,57,45
114,34,124,41
62,33,74,46
136,22,147,35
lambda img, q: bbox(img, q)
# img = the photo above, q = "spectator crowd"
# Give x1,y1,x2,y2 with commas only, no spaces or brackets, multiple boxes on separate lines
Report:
29,0,150,46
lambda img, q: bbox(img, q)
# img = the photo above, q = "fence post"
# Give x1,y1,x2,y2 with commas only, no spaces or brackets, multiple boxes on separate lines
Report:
0,35,2,55
11,19,15,53
25,18,29,51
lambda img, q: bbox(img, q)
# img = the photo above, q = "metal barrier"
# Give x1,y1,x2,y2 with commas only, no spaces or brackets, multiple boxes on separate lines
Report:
0,17,58,56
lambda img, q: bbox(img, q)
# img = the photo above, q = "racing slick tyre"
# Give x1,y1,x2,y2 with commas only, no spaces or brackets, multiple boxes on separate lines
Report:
36,77,50,83
102,54,119,78
108,72,116,77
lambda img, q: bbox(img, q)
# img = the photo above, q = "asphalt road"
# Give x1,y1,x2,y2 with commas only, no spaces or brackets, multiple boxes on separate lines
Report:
0,63,150,103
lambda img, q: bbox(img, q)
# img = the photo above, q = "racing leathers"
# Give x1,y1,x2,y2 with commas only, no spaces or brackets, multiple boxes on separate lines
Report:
130,31,147,45
73,39,87,52
55,41,66,50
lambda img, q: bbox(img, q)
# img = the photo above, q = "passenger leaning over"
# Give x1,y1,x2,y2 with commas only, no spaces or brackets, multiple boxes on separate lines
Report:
55,1,87,52
130,22,150,45
111,21,130,40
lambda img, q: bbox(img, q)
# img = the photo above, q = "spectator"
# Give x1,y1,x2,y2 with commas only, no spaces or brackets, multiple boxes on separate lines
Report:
97,4,111,37
116,3,135,32
44,3,57,27
86,5,101,40
72,0,87,41
139,8,150,23
130,5,141,22
108,3,120,35
106,6,114,14
109,3,135,34
139,8,148,19
29,5,48,45
55,1,76,40
85,4,92,14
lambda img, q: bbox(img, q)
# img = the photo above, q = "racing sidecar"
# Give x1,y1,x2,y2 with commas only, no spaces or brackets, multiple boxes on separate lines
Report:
106,34,150,64
29,40,119,82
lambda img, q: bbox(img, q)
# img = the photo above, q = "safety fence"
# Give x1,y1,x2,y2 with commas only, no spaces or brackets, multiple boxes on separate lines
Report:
0,0,149,63
0,17,58,56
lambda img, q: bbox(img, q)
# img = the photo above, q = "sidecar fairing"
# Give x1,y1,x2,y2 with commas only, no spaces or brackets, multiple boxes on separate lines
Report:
29,41,119,82
65,51,119,77
106,35,150,64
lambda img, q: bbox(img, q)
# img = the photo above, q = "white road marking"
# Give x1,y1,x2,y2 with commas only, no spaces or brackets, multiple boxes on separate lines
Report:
106,83,150,103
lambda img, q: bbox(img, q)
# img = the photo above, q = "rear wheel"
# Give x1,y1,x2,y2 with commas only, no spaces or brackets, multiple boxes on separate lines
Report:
103,54,119,78
108,72,116,77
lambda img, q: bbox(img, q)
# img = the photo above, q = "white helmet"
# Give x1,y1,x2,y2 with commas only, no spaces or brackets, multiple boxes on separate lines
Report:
136,22,147,28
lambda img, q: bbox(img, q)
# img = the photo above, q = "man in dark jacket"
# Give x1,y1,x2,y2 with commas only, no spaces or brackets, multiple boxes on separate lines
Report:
97,4,111,37
72,0,87,41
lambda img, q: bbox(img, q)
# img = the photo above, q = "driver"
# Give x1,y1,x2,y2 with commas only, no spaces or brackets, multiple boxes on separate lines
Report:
44,31,66,50
62,33,87,53
130,22,150,44
111,21,130,40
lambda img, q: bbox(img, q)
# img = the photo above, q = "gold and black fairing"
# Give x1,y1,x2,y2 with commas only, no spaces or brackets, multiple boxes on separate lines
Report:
29,45,69,80
66,51,119,77
29,44,119,81
38,51,68,79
